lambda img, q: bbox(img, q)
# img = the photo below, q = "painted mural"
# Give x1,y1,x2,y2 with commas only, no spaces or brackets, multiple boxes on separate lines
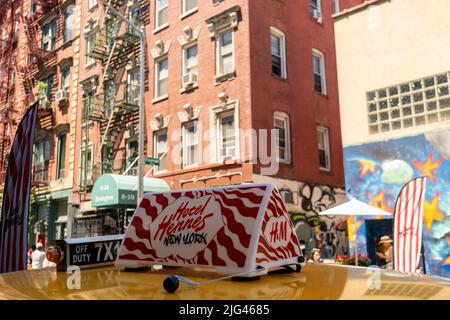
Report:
344,129,450,278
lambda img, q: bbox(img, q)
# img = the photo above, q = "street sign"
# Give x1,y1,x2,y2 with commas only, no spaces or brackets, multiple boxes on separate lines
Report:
145,157,160,166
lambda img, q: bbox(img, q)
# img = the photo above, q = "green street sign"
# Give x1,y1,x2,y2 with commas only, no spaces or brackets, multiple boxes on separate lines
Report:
145,157,160,166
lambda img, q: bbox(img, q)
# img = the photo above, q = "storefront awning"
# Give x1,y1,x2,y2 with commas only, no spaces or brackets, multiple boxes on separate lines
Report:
91,174,170,207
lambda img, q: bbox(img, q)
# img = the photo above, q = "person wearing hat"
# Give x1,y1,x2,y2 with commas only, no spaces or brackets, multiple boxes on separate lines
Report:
376,235,393,270
31,242,46,269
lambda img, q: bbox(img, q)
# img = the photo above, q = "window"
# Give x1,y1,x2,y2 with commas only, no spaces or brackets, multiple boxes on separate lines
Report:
274,112,291,163
183,44,198,78
80,144,93,187
183,0,197,13
57,132,67,179
31,0,37,14
155,57,168,98
154,130,168,172
183,121,199,166
88,0,97,10
86,34,96,65
102,146,114,173
317,126,331,171
42,19,56,51
64,6,74,43
155,0,169,29
129,5,142,36
40,74,54,101
34,139,51,182
126,140,138,176
367,71,450,134
334,0,340,14
271,27,287,78
83,91,95,125
216,29,234,75
61,66,70,91
127,68,140,105
310,0,322,18
217,110,236,161
104,80,115,118
313,50,326,94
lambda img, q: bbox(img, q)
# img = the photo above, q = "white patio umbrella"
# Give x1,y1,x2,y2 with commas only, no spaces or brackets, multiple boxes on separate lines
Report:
319,199,392,266
318,199,392,217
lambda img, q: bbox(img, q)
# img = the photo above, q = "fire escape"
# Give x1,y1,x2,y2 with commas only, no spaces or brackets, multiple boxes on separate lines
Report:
84,0,144,191
0,0,58,188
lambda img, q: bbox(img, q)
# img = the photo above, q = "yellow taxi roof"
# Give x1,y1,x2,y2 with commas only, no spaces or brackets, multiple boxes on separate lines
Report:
0,263,448,300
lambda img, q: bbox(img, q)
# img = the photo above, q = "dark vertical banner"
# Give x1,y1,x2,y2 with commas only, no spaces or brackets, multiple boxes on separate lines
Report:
0,103,39,273
393,177,427,274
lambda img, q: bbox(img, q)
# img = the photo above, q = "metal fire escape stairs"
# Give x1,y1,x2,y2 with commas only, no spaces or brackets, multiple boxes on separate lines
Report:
81,0,142,195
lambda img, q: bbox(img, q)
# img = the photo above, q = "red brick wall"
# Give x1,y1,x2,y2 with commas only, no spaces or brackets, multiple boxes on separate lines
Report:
248,0,351,188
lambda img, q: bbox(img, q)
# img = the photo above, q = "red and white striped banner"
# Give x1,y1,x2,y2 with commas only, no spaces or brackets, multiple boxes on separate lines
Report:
393,177,427,274
0,103,39,273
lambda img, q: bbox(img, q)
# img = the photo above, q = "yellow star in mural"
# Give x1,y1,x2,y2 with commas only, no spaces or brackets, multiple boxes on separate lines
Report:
413,153,444,183
357,159,377,177
423,194,445,232
368,192,394,214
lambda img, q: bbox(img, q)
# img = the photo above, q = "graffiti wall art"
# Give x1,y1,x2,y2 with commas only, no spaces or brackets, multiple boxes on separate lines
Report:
344,129,450,278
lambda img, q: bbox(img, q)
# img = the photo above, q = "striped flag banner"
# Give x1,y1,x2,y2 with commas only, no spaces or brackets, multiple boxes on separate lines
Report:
0,103,39,273
393,177,427,274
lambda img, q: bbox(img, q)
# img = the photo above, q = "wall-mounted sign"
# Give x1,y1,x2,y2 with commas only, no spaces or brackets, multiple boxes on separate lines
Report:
116,183,303,276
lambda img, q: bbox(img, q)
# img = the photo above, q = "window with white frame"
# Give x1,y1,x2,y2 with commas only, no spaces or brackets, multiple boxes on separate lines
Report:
155,0,169,29
310,0,322,19
183,121,199,166
271,27,287,78
154,129,168,172
313,49,326,94
183,0,197,13
61,66,70,91
127,68,140,105
155,57,169,98
126,139,138,176
217,110,236,161
183,44,198,80
86,34,96,65
64,5,74,43
274,112,291,163
42,19,56,51
216,29,234,76
317,126,331,171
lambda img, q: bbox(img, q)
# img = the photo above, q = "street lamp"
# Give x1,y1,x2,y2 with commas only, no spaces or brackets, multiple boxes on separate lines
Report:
101,1,146,200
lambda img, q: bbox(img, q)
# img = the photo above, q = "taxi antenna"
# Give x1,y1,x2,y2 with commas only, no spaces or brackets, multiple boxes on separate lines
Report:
163,266,266,293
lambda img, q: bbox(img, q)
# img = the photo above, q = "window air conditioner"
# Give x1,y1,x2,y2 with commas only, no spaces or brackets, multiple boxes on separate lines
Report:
182,73,197,87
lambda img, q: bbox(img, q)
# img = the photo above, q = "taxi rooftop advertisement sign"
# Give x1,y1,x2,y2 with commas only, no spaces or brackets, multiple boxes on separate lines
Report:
116,183,303,275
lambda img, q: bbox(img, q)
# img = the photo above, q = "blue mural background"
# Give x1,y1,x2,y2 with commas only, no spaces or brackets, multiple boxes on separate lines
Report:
344,130,450,278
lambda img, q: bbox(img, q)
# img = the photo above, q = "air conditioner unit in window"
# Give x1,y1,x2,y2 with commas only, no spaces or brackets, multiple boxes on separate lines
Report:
55,90,69,103
312,9,322,22
182,73,197,87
